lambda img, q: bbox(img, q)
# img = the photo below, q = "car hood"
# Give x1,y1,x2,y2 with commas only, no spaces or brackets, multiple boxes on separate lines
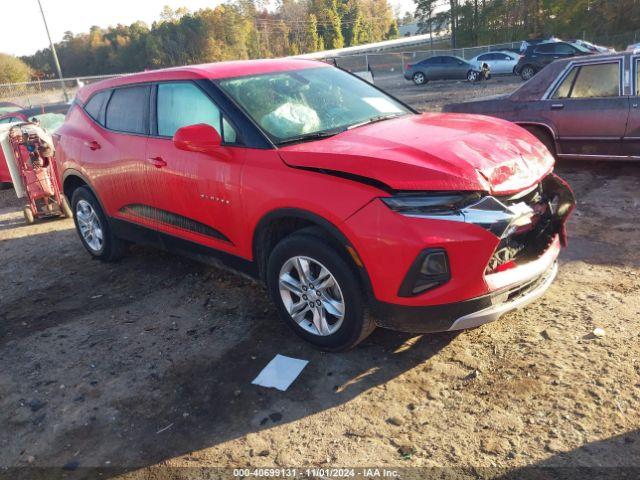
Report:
278,113,554,195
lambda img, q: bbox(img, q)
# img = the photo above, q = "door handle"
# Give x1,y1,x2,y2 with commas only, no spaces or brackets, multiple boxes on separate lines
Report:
551,103,565,110
147,156,167,168
84,140,101,150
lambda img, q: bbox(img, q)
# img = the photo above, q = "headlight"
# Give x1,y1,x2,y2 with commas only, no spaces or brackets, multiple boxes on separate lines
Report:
380,192,484,215
381,192,536,240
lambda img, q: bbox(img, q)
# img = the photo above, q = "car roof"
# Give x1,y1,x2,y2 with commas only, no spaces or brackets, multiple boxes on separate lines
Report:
76,58,328,103
478,50,517,57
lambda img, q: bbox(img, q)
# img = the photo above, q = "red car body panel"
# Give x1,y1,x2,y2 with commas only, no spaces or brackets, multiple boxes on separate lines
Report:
55,59,574,332
279,113,554,196
0,152,10,183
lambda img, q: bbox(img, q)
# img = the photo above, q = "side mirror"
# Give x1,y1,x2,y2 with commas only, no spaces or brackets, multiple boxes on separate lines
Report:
173,123,221,154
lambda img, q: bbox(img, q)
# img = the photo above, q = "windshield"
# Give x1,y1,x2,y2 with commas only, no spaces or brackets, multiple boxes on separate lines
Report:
571,42,592,53
218,67,411,144
32,112,66,132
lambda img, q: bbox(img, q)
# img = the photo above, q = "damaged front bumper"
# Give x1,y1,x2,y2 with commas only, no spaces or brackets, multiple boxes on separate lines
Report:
372,239,560,333
371,173,575,333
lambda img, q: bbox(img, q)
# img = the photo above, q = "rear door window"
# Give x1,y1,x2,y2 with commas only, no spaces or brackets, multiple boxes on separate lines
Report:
553,63,620,99
105,86,149,134
156,82,237,143
535,43,555,54
553,43,577,55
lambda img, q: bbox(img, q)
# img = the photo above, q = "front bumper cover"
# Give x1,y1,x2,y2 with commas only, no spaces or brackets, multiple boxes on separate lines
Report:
371,235,561,333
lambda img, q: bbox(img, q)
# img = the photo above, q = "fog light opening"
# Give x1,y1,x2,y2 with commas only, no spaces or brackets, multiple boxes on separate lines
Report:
399,249,452,297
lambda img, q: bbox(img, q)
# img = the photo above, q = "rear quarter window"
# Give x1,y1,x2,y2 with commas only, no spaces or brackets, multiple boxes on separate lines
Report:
105,86,149,134
84,90,110,124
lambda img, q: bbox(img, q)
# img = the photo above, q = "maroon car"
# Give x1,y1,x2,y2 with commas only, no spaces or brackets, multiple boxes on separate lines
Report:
444,52,637,161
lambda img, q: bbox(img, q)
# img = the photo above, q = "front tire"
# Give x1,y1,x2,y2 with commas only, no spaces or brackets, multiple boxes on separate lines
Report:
467,70,479,82
267,233,375,351
71,186,126,262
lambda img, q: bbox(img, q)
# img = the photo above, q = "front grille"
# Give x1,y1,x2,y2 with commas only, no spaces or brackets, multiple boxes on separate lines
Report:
486,180,555,273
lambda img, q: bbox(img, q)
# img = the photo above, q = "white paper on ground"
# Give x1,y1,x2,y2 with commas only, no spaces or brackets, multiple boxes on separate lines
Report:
251,354,309,391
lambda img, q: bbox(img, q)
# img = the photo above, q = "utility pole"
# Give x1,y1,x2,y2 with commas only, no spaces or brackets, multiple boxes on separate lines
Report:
37,0,69,102
450,0,457,49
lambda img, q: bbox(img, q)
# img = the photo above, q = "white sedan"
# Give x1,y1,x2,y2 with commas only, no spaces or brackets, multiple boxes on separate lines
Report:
469,51,521,75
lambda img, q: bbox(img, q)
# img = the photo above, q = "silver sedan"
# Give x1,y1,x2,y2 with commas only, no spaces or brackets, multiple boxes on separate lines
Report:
469,51,521,75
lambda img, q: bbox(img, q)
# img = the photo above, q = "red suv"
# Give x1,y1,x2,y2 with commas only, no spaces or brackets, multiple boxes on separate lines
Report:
56,59,575,350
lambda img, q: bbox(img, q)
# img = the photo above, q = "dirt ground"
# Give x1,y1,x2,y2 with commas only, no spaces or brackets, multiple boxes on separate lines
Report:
1,76,639,479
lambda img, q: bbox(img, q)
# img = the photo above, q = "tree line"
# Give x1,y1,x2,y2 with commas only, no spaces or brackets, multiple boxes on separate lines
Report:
11,0,397,80
414,0,640,49
4,0,640,84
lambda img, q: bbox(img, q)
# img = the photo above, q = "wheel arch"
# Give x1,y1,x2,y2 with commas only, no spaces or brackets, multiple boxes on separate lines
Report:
252,208,374,297
516,122,558,155
62,169,108,215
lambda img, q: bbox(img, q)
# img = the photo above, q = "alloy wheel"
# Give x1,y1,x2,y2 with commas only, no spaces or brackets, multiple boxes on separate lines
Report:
278,256,345,337
468,70,478,82
413,72,425,85
522,66,535,80
76,199,104,252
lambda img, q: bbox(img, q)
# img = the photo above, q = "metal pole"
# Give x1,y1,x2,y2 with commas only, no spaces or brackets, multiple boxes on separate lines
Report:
37,0,69,102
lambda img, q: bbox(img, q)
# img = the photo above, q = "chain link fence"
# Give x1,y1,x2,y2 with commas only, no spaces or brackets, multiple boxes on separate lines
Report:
332,41,523,78
0,74,125,108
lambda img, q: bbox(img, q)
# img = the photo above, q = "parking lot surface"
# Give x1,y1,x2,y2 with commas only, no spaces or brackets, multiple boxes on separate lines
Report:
0,76,639,477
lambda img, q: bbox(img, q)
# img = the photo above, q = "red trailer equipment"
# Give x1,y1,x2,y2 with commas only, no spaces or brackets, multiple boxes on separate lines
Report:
7,123,72,224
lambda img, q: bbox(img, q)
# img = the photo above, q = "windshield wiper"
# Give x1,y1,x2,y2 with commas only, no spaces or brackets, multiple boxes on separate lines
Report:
276,127,347,146
347,113,406,130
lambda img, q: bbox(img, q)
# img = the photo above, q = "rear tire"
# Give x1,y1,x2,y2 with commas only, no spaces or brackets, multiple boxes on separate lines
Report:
520,65,536,81
267,233,375,351
71,186,126,262
412,72,427,85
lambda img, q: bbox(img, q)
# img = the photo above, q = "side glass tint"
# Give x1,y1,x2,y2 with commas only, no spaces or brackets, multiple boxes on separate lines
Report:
570,63,620,98
157,82,237,143
84,90,110,123
105,86,148,134
552,68,578,99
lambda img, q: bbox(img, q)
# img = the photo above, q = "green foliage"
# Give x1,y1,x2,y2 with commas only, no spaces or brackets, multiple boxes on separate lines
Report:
21,0,397,77
387,19,399,39
0,53,32,83
427,0,640,49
